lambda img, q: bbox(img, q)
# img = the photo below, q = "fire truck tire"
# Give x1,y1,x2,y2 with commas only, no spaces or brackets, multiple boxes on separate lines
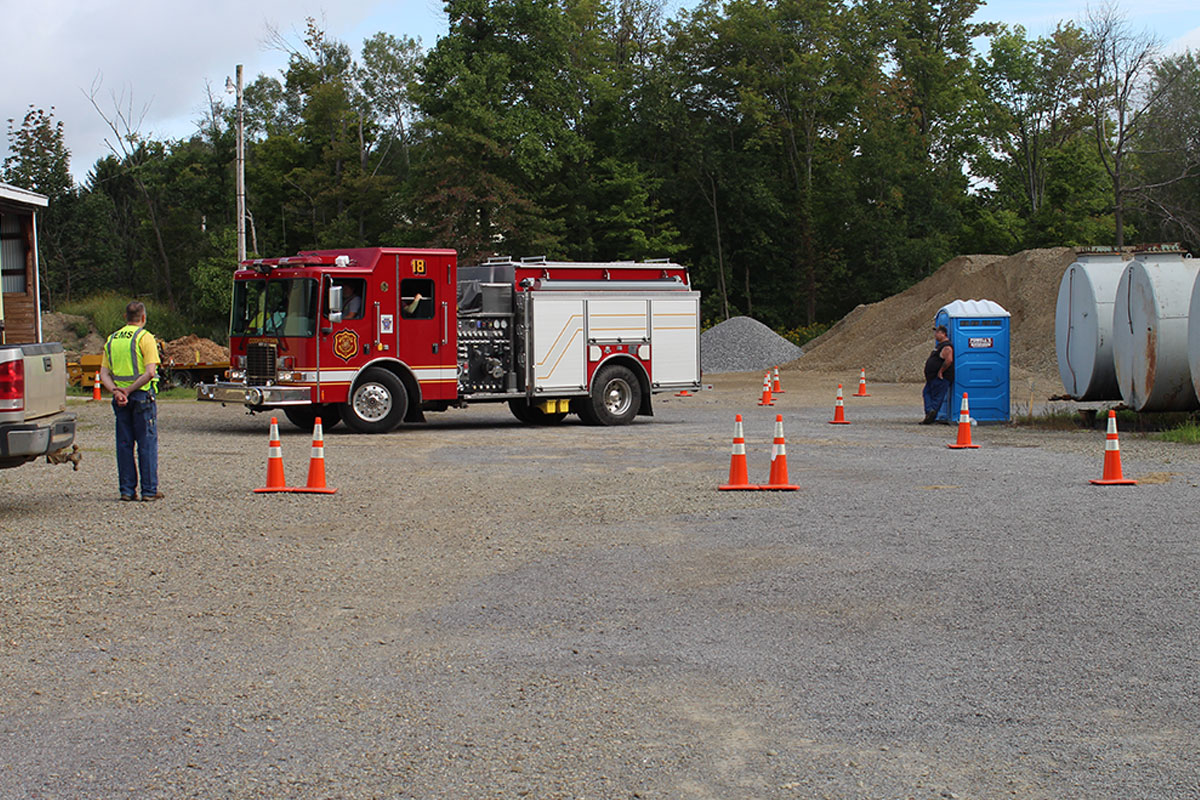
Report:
284,404,343,432
508,399,567,425
340,368,408,433
581,364,641,426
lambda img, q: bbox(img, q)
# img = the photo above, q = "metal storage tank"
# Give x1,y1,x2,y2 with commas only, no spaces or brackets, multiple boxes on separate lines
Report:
1055,249,1126,400
1186,264,1200,407
1112,246,1199,411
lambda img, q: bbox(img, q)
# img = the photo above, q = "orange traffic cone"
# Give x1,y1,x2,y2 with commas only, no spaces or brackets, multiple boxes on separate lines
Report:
757,372,775,406
947,393,980,449
1090,410,1137,485
718,414,757,491
92,372,102,401
772,366,785,394
295,417,337,494
761,415,800,490
253,416,292,493
852,368,870,397
829,384,850,424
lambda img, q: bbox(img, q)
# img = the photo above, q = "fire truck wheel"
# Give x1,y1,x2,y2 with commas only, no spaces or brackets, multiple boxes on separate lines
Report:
340,368,408,433
581,364,641,426
284,404,343,432
508,399,567,425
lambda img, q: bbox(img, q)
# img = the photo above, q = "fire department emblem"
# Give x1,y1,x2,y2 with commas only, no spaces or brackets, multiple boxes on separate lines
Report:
333,329,359,362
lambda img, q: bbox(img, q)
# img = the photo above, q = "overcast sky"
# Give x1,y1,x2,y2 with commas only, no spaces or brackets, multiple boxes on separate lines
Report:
2,0,1197,186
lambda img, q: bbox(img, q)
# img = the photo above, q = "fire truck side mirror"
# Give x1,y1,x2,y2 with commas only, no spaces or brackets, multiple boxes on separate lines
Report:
329,285,344,323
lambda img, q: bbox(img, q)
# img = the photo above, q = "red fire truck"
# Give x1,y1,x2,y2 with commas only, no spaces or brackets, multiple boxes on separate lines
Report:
197,248,701,432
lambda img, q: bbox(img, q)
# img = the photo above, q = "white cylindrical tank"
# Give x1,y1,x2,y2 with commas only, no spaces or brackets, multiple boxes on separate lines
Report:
1186,272,1200,407
1055,250,1126,399
1112,250,1200,411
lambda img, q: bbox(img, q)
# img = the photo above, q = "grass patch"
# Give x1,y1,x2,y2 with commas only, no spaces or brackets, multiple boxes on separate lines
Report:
1009,409,1087,430
1013,407,1200,435
1158,420,1200,444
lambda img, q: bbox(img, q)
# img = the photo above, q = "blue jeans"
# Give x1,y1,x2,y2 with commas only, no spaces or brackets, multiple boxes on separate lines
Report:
114,390,157,497
923,378,951,422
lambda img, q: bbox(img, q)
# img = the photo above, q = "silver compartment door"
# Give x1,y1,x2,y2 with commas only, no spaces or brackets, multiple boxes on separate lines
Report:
651,294,701,385
586,298,649,343
530,295,587,391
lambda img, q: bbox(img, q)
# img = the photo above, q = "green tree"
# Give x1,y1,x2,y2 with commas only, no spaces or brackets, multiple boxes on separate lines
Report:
3,106,73,199
411,0,599,262
1084,6,1179,246
975,24,1090,220
1128,52,1200,248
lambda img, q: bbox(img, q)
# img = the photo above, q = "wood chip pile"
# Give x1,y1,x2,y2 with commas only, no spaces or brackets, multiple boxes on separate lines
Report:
161,335,229,364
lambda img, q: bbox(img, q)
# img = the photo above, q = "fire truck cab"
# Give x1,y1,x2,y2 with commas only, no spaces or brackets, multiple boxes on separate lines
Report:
197,248,701,432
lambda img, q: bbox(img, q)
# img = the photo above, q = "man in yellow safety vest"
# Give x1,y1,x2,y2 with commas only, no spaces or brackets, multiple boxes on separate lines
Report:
100,301,162,501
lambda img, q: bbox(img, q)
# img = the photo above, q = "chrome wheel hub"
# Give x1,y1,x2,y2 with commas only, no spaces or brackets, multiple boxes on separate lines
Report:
353,383,392,421
603,379,632,416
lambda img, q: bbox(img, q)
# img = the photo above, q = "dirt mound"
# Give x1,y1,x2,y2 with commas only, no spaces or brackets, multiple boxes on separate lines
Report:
162,335,229,364
797,248,1075,389
40,312,105,358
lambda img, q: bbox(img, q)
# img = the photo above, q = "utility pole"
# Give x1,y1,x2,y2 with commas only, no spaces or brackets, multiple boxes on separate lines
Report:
227,64,246,263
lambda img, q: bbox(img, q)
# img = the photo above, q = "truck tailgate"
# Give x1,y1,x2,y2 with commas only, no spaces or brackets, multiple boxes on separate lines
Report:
0,343,69,422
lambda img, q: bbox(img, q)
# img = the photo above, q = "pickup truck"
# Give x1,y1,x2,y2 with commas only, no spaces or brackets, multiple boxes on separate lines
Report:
0,342,78,469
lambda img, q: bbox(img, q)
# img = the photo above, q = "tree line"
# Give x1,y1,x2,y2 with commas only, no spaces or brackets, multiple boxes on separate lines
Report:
4,0,1199,337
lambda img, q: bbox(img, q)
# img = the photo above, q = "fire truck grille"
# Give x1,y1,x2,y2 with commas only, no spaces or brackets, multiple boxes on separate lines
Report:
246,342,278,385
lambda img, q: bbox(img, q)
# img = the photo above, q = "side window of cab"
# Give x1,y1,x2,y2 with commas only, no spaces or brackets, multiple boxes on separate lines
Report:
325,278,367,320
401,278,434,319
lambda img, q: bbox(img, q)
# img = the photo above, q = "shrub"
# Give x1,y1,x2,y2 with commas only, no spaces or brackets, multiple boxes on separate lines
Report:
59,292,194,343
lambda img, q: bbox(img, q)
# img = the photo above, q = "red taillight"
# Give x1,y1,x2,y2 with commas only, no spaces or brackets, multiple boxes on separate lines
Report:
0,358,25,411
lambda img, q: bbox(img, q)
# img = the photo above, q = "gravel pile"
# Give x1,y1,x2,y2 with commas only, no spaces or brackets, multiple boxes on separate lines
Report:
701,316,802,374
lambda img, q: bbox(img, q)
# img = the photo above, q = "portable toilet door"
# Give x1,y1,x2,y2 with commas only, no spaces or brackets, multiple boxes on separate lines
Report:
934,299,1011,422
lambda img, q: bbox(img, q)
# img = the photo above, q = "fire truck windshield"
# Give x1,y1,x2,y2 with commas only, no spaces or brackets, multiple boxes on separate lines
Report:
231,278,318,337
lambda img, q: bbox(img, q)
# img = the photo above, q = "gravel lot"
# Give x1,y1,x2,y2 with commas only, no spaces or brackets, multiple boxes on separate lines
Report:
3,370,1199,799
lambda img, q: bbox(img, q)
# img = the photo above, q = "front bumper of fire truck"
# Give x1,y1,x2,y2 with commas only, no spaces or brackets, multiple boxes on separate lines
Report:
196,381,312,407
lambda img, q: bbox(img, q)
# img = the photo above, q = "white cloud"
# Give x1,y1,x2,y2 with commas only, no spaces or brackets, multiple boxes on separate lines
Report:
1,0,439,183
1166,25,1200,55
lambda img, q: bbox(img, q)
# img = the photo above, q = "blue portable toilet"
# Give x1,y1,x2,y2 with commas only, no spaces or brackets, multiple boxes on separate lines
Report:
934,299,1011,422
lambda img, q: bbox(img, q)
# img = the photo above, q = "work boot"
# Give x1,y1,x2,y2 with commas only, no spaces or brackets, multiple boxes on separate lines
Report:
120,494,137,501
141,492,165,502
921,410,937,425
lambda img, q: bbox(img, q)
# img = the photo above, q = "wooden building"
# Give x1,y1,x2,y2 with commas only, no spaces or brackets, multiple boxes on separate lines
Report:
0,182,48,344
